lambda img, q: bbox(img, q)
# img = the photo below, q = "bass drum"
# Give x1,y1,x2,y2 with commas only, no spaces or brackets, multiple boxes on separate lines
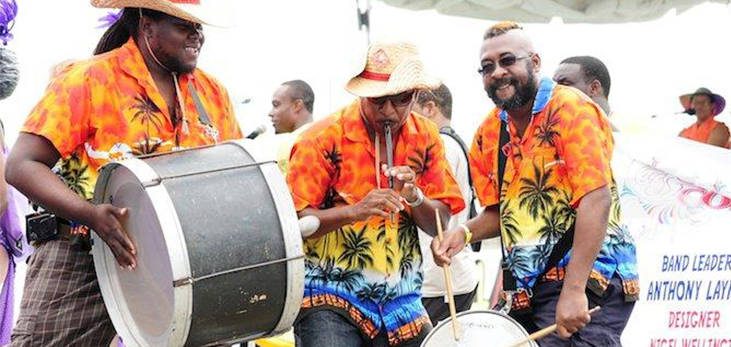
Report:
91,140,304,347
421,310,538,347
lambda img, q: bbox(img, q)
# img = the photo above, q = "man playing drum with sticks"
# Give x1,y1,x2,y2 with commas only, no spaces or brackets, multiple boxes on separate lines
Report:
5,1,241,345
287,40,465,347
433,22,639,345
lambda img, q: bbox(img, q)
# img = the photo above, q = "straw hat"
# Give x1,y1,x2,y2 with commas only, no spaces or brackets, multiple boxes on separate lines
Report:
679,87,726,116
345,40,441,98
91,0,221,26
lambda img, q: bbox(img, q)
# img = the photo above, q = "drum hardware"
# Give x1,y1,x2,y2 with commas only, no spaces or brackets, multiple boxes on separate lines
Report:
435,209,460,341
502,306,601,347
172,254,305,287
141,160,277,188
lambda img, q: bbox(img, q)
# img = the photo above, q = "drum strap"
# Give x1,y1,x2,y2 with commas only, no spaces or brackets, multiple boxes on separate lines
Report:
188,83,213,126
496,116,575,295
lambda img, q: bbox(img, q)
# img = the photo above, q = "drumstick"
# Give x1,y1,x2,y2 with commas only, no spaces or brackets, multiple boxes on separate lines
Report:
385,123,395,224
503,306,601,347
435,209,460,341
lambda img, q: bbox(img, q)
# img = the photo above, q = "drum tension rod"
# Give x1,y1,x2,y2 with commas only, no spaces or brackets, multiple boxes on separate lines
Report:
172,254,305,287
142,160,277,187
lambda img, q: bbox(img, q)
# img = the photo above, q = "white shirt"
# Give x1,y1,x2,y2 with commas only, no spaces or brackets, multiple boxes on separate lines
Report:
418,131,479,297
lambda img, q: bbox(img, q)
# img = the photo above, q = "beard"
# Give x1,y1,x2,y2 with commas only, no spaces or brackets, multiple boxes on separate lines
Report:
147,37,197,74
486,66,536,111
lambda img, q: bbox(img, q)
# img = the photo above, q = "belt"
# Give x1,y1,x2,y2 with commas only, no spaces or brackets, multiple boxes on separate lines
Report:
57,223,73,241
503,266,567,312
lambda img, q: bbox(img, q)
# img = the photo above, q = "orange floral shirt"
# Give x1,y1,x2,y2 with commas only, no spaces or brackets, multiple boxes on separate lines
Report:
22,38,242,200
469,78,638,307
287,99,464,345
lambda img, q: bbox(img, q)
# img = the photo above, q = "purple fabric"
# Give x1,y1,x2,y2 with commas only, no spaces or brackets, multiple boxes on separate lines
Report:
0,145,32,344
0,0,17,45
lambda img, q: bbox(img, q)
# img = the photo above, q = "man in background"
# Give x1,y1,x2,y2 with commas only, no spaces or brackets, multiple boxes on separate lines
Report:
268,80,315,173
413,83,478,326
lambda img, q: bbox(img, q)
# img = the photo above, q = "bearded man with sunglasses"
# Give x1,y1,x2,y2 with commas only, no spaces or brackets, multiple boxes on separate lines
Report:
287,40,464,347
433,22,638,346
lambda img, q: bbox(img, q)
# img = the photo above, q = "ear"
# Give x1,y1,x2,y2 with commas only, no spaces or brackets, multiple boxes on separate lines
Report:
292,99,304,113
139,15,155,39
531,52,542,73
588,79,602,98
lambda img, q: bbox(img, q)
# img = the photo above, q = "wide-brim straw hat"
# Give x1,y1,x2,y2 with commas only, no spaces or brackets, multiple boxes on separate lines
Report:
345,40,441,98
679,87,726,116
91,0,222,27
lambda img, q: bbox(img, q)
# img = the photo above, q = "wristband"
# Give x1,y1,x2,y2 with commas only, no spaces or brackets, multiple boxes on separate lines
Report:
405,187,424,207
458,223,473,244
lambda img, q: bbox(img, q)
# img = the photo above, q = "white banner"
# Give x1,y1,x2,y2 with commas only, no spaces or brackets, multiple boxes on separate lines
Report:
616,134,731,346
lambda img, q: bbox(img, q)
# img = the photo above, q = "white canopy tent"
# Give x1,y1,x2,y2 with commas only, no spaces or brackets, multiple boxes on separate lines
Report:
376,0,730,23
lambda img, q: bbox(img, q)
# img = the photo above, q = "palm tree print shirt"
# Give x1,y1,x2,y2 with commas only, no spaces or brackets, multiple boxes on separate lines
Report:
286,99,465,345
469,78,639,306
22,39,242,200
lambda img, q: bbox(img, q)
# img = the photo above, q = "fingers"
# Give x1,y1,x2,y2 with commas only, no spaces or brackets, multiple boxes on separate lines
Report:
430,238,451,266
383,165,416,183
556,325,572,339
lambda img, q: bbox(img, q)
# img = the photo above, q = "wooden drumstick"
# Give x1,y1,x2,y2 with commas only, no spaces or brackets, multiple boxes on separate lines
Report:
435,209,460,341
504,306,601,347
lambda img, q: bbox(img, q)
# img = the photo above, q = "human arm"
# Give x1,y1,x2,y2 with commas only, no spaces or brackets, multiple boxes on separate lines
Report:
707,123,730,148
431,204,500,266
298,188,403,239
555,185,610,338
5,133,137,268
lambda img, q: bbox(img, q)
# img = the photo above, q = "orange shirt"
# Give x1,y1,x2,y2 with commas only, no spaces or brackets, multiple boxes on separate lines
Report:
680,118,730,148
22,38,242,200
286,98,464,344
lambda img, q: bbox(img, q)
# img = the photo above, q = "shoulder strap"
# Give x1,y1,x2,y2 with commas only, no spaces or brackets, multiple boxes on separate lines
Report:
497,116,574,292
439,126,477,218
188,82,212,126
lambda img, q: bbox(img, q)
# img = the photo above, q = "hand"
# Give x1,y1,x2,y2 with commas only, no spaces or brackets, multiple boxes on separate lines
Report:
382,164,418,202
431,227,466,266
555,288,591,339
349,189,404,221
87,204,137,270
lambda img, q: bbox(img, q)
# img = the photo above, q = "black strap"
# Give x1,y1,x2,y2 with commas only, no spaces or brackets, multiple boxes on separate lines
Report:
188,82,212,126
439,126,478,220
497,117,574,291
439,126,481,251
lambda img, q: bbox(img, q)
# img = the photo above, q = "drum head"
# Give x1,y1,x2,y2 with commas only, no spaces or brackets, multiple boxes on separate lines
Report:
421,310,538,347
93,161,183,347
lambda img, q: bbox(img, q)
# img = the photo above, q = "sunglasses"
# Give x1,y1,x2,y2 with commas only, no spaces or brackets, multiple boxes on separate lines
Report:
477,54,531,77
367,91,415,107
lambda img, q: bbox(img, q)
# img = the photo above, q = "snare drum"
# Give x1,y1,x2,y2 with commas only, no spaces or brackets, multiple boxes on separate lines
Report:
421,310,538,347
91,140,304,347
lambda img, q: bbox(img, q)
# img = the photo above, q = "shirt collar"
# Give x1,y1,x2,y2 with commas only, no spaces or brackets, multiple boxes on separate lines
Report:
499,77,555,121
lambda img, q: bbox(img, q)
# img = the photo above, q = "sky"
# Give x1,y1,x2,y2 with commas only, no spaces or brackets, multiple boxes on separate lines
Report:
2,0,731,147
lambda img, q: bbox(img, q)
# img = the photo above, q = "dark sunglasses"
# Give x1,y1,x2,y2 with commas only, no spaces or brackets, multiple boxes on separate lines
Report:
367,91,415,107
477,54,530,77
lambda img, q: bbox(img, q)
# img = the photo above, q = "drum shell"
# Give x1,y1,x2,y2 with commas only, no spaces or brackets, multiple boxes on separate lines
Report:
92,141,303,347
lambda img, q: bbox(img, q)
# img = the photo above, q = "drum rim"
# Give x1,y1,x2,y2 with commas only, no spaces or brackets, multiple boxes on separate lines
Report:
421,309,538,347
91,158,194,347
228,139,305,336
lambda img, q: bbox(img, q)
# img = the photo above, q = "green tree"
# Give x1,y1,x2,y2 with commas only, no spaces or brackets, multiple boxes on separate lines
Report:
338,226,374,271
57,154,91,197
518,165,559,219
